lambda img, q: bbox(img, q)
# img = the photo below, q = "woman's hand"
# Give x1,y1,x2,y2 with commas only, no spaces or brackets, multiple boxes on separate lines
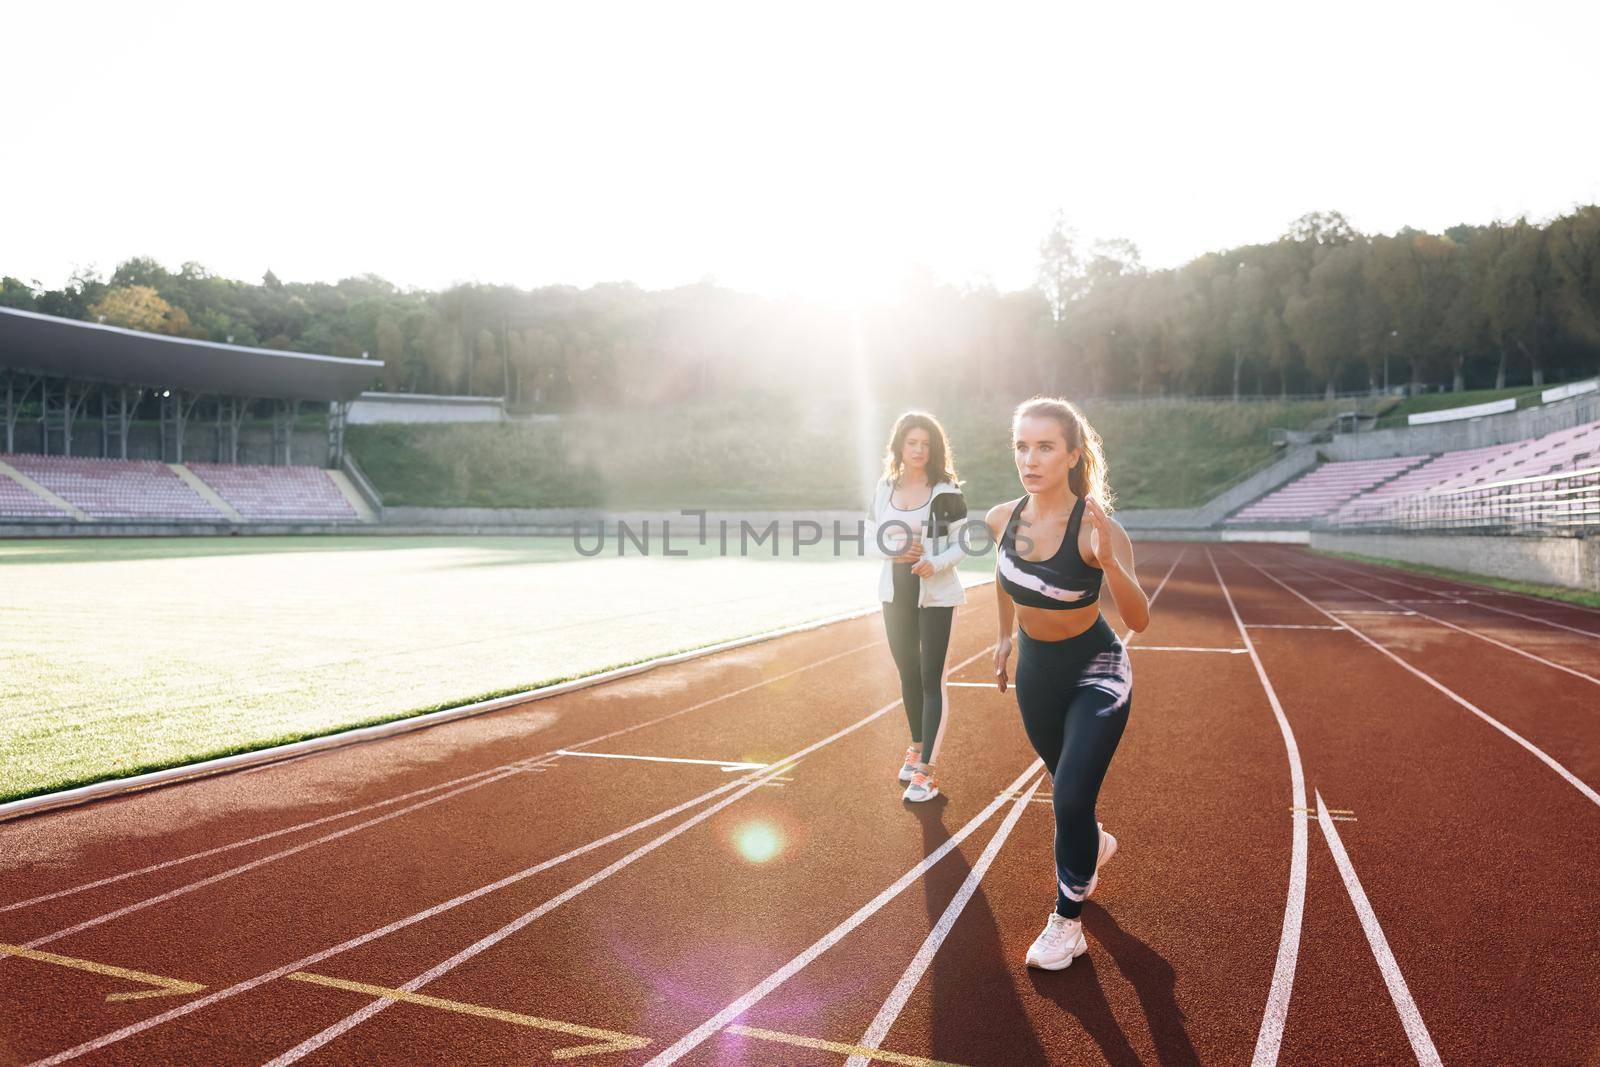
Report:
910,558,935,578
993,637,1013,692
892,541,926,565
1085,497,1116,569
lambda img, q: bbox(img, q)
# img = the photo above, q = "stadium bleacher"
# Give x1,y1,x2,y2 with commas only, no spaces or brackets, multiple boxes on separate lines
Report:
0,471,71,518
188,462,358,522
0,454,359,524
5,454,224,521
1230,419,1600,526
1224,455,1429,524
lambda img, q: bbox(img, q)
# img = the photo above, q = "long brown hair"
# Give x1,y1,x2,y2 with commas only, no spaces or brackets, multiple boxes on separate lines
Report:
880,411,960,488
1012,396,1115,512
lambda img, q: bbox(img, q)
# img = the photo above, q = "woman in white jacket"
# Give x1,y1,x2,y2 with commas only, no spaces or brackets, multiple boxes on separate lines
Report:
864,412,970,802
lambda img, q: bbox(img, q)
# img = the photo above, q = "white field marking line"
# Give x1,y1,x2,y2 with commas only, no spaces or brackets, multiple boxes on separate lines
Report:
1206,549,1309,1067
1315,791,1443,1066
1128,645,1247,654
643,758,1046,1067
0,635,887,916
1120,548,1185,649
1282,557,1600,687
11,766,528,955
553,750,768,771
1246,624,1349,631
259,636,1003,1067
1316,556,1600,639
843,772,1048,1067
27,735,830,1065
1229,549,1600,809
1328,609,1417,616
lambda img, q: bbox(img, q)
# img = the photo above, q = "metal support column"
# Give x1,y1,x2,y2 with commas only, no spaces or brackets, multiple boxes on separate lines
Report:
273,398,301,465
326,400,347,467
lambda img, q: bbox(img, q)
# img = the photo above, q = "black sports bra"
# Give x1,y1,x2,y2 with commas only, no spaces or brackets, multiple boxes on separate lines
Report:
997,495,1103,610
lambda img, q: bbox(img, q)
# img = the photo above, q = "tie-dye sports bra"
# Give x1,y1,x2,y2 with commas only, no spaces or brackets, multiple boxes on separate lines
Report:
997,494,1103,609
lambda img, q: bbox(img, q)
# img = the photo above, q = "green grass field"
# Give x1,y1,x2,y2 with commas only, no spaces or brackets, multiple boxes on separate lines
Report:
0,535,994,804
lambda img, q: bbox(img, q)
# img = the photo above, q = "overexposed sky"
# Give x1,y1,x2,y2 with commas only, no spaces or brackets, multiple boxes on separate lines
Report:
4,0,1598,303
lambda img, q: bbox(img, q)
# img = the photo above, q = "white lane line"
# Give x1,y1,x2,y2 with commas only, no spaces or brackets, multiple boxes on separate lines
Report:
1129,645,1247,654
257,640,1006,1066
1329,610,1418,616
0,765,515,916
1316,556,1600,636
1121,548,1186,649
946,682,998,688
13,765,530,953
1,634,889,915
554,750,768,771
1315,792,1442,1067
1206,549,1309,1067
643,759,1046,1066
1282,557,1600,688
1247,624,1349,631
1231,549,1600,809
844,772,1048,1066
26,762,767,1067
31,645,961,1067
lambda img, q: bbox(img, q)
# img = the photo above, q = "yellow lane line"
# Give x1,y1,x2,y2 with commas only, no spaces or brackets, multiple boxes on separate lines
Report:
286,971,648,1060
726,1024,969,1067
0,942,204,1002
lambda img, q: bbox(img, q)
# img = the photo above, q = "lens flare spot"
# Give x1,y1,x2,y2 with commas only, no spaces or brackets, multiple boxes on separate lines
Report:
733,821,783,863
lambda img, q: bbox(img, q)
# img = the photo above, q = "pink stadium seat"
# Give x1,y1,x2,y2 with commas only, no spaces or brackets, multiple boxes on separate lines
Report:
0,471,73,518
4,453,224,521
186,462,358,522
1225,455,1430,523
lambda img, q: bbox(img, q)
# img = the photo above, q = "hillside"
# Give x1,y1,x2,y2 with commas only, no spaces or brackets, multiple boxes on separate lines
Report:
348,395,1360,511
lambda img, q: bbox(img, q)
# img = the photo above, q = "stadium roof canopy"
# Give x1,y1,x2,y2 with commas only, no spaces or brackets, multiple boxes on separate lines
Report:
0,306,382,403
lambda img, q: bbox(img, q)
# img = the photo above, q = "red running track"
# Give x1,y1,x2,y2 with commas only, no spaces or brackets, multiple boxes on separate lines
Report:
1,542,1596,1066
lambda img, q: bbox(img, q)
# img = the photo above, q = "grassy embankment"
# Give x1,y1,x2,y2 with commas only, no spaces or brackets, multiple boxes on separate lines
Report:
349,395,1361,512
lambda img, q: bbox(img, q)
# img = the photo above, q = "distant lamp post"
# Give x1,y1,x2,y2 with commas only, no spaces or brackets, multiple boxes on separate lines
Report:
1386,330,1398,393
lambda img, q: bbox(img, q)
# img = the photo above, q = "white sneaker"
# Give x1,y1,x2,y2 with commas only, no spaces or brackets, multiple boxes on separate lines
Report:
1025,912,1086,970
903,770,939,803
1086,822,1118,897
897,746,922,783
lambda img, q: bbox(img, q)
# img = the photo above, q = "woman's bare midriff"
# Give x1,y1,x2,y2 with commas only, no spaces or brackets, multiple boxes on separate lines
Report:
1016,602,1102,642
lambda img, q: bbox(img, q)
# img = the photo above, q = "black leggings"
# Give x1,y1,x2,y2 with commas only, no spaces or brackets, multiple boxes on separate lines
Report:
1014,614,1132,918
881,562,955,765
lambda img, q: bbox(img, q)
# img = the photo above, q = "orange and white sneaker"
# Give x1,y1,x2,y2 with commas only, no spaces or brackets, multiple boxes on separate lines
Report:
1086,822,1118,897
903,770,939,803
1026,912,1087,970
897,745,922,783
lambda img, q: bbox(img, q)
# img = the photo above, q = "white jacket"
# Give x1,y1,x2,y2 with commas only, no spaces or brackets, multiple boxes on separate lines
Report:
864,477,970,607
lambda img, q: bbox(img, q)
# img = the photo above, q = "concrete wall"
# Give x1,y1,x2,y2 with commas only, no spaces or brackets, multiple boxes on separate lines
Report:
1325,391,1600,461
347,393,505,424
1311,530,1599,591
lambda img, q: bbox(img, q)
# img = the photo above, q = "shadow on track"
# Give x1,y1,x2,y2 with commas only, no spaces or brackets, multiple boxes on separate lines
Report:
908,799,1052,1066
1082,902,1201,1067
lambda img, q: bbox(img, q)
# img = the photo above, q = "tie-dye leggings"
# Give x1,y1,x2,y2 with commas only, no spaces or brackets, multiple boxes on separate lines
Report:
1013,613,1132,918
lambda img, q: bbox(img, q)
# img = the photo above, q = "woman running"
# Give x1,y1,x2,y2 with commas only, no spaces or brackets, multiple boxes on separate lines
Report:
864,412,971,803
984,396,1150,970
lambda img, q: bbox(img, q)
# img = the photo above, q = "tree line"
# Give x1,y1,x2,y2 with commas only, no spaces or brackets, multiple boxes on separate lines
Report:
2,206,1597,408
